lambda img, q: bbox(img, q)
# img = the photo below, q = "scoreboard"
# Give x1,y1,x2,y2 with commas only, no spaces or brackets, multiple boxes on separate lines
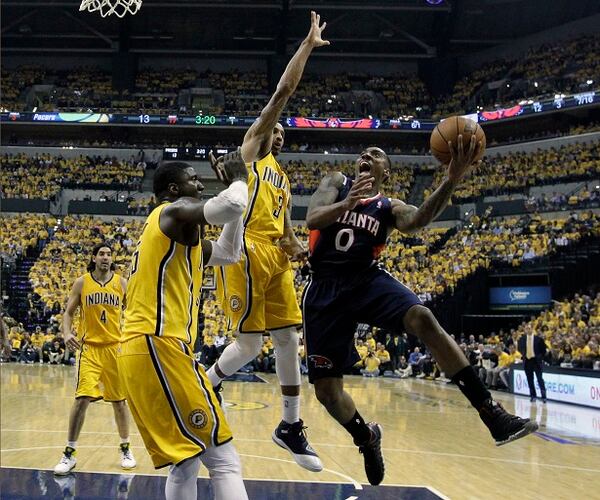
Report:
162,146,237,161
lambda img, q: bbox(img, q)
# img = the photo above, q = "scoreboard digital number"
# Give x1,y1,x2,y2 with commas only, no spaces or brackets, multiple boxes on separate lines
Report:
195,115,217,125
162,147,235,161
136,114,218,125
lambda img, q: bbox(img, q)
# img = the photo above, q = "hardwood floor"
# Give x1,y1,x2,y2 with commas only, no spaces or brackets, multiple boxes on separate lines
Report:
1,363,599,499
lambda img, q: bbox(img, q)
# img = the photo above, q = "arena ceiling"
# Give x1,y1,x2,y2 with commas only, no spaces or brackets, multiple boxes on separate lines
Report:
1,0,599,59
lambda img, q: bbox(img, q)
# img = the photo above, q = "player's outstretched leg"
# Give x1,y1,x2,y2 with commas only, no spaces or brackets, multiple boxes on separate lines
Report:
206,334,263,388
403,305,538,446
271,328,322,472
314,377,384,485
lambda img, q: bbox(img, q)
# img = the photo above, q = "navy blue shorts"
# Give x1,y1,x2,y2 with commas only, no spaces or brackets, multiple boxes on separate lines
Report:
301,265,422,383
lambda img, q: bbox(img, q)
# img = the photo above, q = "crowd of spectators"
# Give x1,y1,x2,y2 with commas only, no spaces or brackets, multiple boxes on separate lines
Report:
127,195,157,215
435,290,600,390
1,316,72,365
496,35,600,108
432,59,513,119
368,288,600,386
0,67,48,112
525,184,600,213
1,153,146,199
519,292,600,370
3,34,598,119
27,216,143,327
4,122,599,155
0,214,53,270
428,140,600,203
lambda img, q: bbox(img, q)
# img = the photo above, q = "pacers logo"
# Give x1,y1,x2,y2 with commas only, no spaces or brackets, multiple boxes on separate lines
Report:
189,409,208,429
230,295,243,313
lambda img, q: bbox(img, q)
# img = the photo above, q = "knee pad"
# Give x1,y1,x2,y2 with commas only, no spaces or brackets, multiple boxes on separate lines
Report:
169,456,201,483
270,328,301,386
216,333,263,377
203,442,242,478
234,333,263,358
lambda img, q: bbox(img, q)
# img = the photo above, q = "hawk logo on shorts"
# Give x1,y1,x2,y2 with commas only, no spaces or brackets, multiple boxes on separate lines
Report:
308,355,333,369
189,409,208,429
230,295,243,313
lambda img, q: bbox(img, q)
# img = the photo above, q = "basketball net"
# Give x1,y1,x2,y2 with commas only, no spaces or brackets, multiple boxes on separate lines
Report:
79,0,142,17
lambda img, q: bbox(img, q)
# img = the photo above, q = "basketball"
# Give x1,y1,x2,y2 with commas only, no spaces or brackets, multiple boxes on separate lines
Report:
430,116,486,164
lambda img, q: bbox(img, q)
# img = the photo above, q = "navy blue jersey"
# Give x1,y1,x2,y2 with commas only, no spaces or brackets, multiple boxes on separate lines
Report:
308,175,394,274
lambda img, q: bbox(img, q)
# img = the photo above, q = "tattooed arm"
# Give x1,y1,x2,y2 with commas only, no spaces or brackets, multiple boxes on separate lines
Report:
392,134,482,234
391,178,458,234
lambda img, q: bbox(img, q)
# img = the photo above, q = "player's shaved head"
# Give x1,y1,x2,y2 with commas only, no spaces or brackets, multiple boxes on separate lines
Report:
153,162,189,197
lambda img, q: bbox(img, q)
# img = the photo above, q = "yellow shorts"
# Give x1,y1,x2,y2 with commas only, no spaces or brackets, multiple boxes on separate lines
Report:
217,233,302,333
117,335,232,468
75,343,124,402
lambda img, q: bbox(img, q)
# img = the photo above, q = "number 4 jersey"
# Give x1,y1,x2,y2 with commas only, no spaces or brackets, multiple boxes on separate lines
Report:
308,175,394,275
79,272,124,345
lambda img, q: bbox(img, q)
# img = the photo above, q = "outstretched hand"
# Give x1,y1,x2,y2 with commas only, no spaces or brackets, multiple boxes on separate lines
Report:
208,150,227,185
446,135,482,184
343,173,375,210
210,147,248,185
305,11,330,48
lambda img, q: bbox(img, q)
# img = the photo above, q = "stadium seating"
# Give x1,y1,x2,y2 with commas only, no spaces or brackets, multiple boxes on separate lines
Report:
3,34,597,118
1,154,145,198
28,216,143,321
427,140,600,203
0,214,54,265
517,292,600,369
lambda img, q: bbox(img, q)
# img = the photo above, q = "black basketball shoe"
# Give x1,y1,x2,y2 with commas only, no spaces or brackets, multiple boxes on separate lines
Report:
272,419,323,472
479,399,539,446
355,422,385,486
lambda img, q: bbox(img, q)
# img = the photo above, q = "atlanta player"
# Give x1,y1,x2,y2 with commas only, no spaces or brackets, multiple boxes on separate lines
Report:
303,138,538,486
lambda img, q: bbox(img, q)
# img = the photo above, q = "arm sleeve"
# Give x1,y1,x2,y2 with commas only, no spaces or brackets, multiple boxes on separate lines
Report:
203,180,248,225
206,216,244,267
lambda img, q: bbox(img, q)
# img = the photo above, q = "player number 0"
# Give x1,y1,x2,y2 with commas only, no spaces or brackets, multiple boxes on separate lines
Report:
335,228,354,252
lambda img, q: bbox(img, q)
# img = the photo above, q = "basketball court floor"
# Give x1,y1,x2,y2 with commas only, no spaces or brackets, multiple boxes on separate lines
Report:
1,363,598,499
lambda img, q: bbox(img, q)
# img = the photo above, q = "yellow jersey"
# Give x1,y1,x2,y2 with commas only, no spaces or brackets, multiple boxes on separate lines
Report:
79,272,124,345
123,203,203,344
244,152,291,241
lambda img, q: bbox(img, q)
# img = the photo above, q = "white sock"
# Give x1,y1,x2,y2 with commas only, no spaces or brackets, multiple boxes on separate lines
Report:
120,437,130,445
282,395,300,424
67,441,77,449
165,456,201,500
206,365,224,388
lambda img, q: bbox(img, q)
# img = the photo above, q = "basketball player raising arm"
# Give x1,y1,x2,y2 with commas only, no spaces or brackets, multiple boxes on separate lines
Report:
307,136,481,233
304,138,537,486
205,11,329,473
119,149,250,500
